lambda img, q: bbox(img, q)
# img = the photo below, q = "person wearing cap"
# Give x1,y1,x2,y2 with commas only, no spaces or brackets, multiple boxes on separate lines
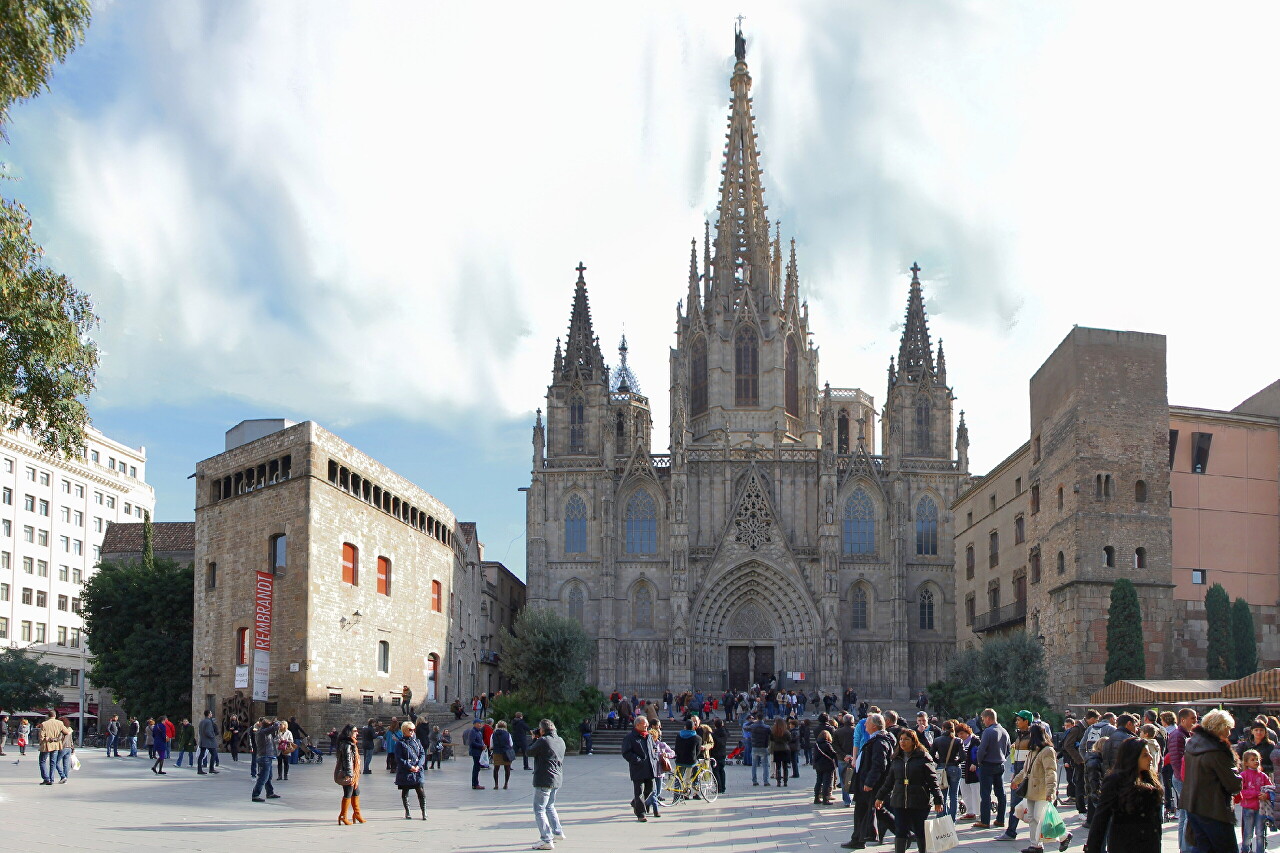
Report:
995,710,1036,841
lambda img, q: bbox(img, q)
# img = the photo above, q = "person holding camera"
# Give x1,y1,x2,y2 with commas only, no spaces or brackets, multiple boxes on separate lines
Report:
250,717,282,802
529,719,566,850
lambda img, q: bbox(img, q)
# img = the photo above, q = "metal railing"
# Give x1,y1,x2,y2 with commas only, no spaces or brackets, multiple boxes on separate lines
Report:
973,598,1027,633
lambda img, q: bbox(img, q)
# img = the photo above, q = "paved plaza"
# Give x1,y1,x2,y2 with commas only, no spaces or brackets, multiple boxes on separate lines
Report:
0,748,1193,852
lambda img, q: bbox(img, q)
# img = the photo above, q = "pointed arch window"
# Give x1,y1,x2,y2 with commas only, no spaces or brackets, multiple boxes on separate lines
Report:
564,495,587,554
837,410,851,454
690,337,708,416
919,589,936,630
624,491,657,554
915,398,932,455
842,488,875,555
569,394,585,453
915,496,939,556
851,586,868,631
785,336,799,416
615,411,625,444
735,326,759,406
567,584,585,624
633,583,654,631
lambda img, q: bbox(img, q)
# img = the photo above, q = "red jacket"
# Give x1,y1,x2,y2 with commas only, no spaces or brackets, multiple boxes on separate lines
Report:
163,719,176,739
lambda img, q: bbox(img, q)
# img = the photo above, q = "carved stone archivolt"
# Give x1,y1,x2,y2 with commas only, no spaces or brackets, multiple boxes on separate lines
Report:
728,601,775,638
692,561,817,644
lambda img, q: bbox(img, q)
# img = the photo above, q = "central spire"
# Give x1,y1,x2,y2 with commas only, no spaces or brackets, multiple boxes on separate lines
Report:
560,262,605,383
897,262,936,382
712,23,771,305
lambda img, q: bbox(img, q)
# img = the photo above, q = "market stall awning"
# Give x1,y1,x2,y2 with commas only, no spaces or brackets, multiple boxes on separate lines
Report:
1086,679,1231,708
1222,669,1280,703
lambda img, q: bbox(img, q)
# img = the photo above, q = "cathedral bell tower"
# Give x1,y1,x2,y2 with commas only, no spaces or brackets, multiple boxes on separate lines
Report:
545,263,610,460
883,263,955,464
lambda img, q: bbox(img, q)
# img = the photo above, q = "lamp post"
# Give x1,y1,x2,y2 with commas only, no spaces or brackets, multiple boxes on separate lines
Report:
78,647,86,747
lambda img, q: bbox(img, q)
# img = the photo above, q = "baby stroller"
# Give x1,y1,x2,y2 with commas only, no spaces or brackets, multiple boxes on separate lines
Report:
727,743,744,765
295,737,325,764
1262,784,1277,832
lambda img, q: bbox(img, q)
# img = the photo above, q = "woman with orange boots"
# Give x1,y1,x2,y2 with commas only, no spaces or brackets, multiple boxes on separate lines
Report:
334,724,366,825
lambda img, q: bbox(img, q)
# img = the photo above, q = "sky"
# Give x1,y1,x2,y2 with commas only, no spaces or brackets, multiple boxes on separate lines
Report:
6,1,1280,578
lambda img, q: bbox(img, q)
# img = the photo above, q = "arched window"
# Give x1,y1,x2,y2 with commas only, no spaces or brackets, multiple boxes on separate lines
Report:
377,556,391,596
915,497,939,556
615,411,625,443
569,394,585,453
785,336,799,416
235,627,249,665
1057,486,1064,510
919,589,936,630
625,491,657,554
567,584,585,623
341,542,358,585
837,410,850,454
690,337,708,416
842,488,876,555
735,326,759,406
1134,547,1147,569
851,586,868,631
377,640,390,674
1057,551,1066,574
564,495,587,554
1135,480,1148,503
915,398,932,455
1104,546,1116,568
633,583,654,631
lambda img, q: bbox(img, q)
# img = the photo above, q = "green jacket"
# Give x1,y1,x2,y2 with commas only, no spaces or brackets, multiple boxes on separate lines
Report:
175,724,197,752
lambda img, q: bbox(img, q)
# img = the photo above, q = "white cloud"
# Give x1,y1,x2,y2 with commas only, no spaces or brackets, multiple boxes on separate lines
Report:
8,0,1280,475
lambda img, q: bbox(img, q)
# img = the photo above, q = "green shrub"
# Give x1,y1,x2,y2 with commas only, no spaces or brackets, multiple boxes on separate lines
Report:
490,686,606,753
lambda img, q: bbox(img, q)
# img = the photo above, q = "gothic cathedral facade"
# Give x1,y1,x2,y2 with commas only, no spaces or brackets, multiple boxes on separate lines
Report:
525,34,970,700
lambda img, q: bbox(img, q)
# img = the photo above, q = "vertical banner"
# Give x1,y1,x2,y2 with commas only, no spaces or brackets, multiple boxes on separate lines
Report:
252,571,273,702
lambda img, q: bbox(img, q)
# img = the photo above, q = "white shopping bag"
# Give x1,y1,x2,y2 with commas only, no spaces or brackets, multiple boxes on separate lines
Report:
71,753,81,771
925,814,958,852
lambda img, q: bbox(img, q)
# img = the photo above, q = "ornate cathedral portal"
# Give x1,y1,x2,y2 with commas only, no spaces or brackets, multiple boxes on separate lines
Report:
525,28,971,701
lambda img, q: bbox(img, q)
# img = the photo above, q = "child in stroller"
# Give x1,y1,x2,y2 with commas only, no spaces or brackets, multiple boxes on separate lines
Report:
294,737,325,764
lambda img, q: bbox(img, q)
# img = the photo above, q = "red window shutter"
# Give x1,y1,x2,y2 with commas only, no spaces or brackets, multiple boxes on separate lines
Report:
431,580,442,612
377,557,390,596
342,543,358,585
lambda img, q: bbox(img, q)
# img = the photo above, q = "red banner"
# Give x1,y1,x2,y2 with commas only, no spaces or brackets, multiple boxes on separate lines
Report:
254,571,273,652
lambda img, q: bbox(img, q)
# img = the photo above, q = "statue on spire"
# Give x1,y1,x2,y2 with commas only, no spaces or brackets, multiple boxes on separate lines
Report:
735,16,746,60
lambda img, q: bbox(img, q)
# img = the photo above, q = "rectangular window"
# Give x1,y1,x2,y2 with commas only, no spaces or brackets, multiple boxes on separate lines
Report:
38,499,48,516
965,594,975,627
0,552,6,570
74,511,82,527
21,587,32,604
72,540,81,555
329,693,342,705
37,561,47,577
988,531,999,568
106,496,115,509
0,582,7,601
1030,548,1042,584
341,543,358,585
2,457,10,472
39,472,48,486
1192,569,1207,585
94,517,103,533
130,466,137,478
1191,432,1213,474
1014,515,1025,545
1169,429,1179,469
23,494,34,511
377,556,391,596
431,579,443,612
35,623,45,642
25,466,35,481
22,556,33,573
108,457,115,470
21,621,31,641
94,491,103,505
58,565,68,581
37,530,47,546
72,568,82,584
989,494,996,513
71,628,80,648
90,450,99,464
124,502,132,515
1030,483,1040,515
61,480,70,494
2,519,9,536
57,626,67,646
34,590,45,607
72,597,81,613
236,627,249,665
0,617,7,639
57,594,68,611
75,484,83,498
60,535,69,552
965,545,975,580
270,534,287,575
1015,477,1022,495
60,507,70,522
1,487,9,505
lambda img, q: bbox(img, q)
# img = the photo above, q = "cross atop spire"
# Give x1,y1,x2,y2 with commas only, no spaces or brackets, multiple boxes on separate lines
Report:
560,262,605,382
896,261,936,383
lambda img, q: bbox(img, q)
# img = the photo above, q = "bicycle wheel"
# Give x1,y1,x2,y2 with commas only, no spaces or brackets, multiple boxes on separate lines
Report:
656,777,679,807
697,770,719,803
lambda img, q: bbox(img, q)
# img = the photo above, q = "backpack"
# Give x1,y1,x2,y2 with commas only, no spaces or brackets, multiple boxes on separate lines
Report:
1082,724,1106,755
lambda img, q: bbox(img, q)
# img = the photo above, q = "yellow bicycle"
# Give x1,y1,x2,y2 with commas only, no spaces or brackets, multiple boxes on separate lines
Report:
657,757,720,805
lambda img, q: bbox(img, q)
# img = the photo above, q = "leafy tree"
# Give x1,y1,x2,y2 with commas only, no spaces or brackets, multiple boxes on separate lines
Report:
0,647,62,712
1232,597,1259,679
1205,583,1234,679
80,558,193,719
497,607,592,705
0,0,98,457
927,631,1049,720
1104,578,1146,684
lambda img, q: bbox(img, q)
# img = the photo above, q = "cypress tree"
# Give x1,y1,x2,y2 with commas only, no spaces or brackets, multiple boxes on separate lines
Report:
1232,597,1259,679
1205,583,1233,679
1105,578,1146,684
142,509,155,571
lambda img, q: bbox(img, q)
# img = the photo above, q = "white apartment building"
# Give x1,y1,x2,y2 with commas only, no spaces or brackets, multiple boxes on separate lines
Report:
0,424,155,716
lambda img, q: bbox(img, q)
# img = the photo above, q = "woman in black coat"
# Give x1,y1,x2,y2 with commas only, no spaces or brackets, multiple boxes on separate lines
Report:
874,729,944,853
1085,737,1163,853
621,718,659,822
709,718,729,793
394,721,427,821
812,729,839,805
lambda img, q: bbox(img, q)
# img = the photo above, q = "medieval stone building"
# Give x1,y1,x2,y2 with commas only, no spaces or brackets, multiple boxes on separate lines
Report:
524,33,969,700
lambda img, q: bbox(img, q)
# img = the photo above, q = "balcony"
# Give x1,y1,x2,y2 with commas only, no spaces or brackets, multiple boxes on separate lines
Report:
973,598,1027,633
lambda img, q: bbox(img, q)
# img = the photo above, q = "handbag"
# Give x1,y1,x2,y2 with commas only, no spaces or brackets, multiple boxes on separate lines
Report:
16,737,27,748
658,754,673,774
924,814,958,852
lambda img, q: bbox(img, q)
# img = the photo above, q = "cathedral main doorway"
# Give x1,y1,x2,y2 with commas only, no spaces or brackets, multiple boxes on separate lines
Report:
728,645,775,691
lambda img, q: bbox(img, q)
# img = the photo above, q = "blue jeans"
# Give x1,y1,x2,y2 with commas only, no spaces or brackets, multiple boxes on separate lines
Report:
128,736,138,756
582,733,593,753
39,751,57,782
176,750,195,766
751,750,769,784
1005,761,1025,834
1187,812,1238,853
742,739,752,766
57,748,71,779
533,786,562,843
470,751,483,787
1173,776,1187,851
944,765,962,820
363,748,374,774
251,756,275,798
106,734,119,756
1242,807,1266,853
979,763,1006,826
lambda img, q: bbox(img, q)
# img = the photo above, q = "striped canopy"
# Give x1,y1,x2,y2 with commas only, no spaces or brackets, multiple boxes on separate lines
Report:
1222,669,1280,703
1086,679,1231,707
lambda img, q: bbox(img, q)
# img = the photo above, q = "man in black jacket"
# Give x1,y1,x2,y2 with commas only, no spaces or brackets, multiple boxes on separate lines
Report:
1061,716,1087,808
833,715,857,807
842,713,893,850
511,712,532,770
621,717,659,820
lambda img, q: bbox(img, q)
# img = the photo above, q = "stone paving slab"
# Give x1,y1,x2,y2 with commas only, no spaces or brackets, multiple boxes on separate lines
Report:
0,749,1190,851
